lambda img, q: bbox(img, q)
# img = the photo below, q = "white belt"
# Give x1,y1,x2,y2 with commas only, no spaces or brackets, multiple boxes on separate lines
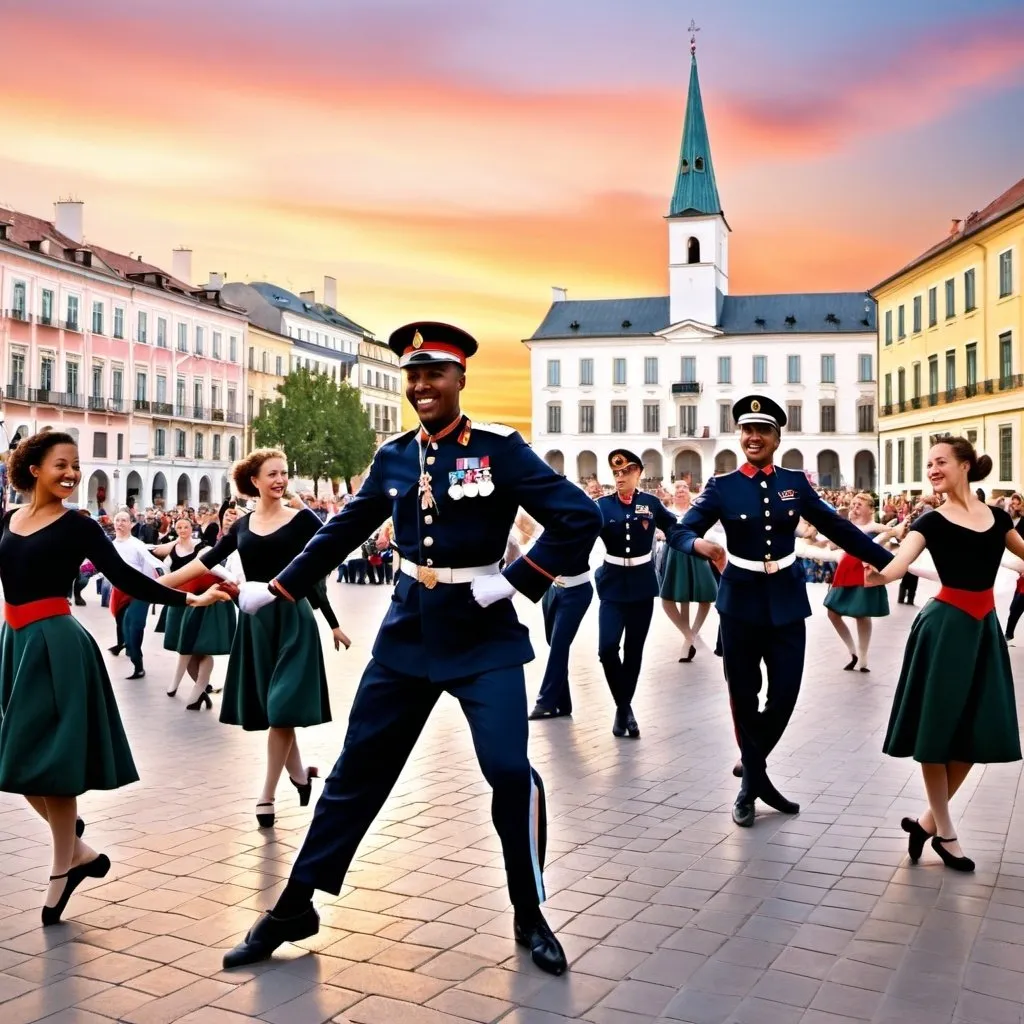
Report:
604,553,652,567
555,571,591,588
728,552,797,574
400,560,499,588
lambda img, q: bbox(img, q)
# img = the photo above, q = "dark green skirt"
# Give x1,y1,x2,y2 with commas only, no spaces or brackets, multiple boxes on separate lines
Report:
823,584,889,618
177,601,237,656
660,547,717,603
155,605,167,633
220,598,331,731
161,604,186,651
0,617,139,796
884,600,1021,763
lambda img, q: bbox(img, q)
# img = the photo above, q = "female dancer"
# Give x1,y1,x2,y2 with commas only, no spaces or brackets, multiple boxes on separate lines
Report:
822,492,898,673
152,517,204,658
109,510,165,679
866,437,1023,872
162,450,349,827
0,430,227,924
659,480,717,662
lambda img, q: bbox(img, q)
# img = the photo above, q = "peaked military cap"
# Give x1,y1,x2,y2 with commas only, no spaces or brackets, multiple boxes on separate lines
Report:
389,321,479,369
608,449,644,472
732,394,786,431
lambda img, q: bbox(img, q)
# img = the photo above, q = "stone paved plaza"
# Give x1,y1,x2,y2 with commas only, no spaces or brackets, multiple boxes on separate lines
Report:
2,572,1024,1024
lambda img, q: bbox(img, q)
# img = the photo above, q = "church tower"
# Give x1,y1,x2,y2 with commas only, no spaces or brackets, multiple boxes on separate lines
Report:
667,26,729,327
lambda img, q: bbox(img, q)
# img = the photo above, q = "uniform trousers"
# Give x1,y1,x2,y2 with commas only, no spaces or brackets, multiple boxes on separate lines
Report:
719,614,805,786
1006,591,1024,640
122,599,149,670
291,660,547,910
536,582,593,713
598,599,654,708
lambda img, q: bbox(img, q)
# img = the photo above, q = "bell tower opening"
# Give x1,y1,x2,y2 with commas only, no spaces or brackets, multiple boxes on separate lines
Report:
686,237,700,264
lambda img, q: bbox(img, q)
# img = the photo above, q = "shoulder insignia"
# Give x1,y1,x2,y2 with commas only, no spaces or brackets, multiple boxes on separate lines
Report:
381,428,417,450
474,421,518,438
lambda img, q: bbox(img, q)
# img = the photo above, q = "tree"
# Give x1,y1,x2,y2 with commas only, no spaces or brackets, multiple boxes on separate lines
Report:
251,368,377,495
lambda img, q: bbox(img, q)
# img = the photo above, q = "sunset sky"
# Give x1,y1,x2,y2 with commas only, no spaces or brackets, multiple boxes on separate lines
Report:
2,0,1022,433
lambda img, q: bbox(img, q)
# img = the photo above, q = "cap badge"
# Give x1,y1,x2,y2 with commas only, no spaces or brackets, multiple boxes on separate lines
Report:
412,330,424,349
750,399,761,413
611,453,627,469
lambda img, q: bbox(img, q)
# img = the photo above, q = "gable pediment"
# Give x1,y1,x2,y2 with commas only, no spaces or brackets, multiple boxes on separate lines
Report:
656,319,721,342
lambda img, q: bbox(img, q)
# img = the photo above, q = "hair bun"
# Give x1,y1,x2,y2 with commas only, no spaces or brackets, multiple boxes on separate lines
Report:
969,454,993,482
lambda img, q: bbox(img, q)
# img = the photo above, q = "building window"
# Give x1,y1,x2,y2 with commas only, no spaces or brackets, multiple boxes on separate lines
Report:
966,429,978,446
40,355,54,391
195,326,204,355
884,310,892,346
884,373,892,408
91,364,102,398
40,289,53,325
194,381,203,412
858,354,873,382
643,403,659,433
964,268,976,312
928,355,939,398
156,375,167,404
897,304,905,339
1000,251,1013,298
579,404,594,433
157,317,167,347
787,403,802,432
857,404,874,433
177,323,188,352
275,356,283,376
884,440,892,485
611,402,627,432
966,343,977,390
112,368,123,402
821,354,836,384
91,301,104,334
897,368,905,407
247,392,255,422
945,278,955,319
680,356,696,383
613,358,627,386
752,355,767,384
913,362,921,399
154,428,166,457
132,310,144,343
262,352,270,374
176,378,186,415
1000,331,1013,385
578,358,593,386
93,432,107,459
644,357,659,385
11,281,26,317
228,388,237,414
212,331,221,359
719,402,734,433
175,429,186,458
228,436,237,461
913,436,923,481
928,286,937,327
66,360,79,396
66,295,79,330
546,359,560,387
897,439,905,484
718,356,731,384
945,350,956,395
213,434,221,460
248,347,255,371
820,403,836,433
136,371,147,401
912,296,922,333
787,355,800,384
195,433,204,459
1000,425,1013,481
230,336,238,363
546,403,561,433
679,405,697,435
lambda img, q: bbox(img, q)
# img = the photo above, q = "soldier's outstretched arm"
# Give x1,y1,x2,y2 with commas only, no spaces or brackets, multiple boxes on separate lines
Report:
672,476,723,555
798,478,893,570
500,440,602,602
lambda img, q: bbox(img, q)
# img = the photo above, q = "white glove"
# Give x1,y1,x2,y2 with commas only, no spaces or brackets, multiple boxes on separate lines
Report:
471,573,516,608
208,564,240,585
238,581,277,615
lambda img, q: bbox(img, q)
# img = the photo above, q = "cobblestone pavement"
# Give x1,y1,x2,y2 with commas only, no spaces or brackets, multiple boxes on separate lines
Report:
2,572,1024,1024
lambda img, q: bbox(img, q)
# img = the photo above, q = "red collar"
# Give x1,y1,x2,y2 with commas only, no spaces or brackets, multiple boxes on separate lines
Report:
739,463,774,478
617,490,636,505
418,415,464,445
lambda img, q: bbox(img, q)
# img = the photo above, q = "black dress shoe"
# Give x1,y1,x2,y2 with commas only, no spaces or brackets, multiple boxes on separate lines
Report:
528,705,569,721
732,759,743,778
126,667,145,680
41,854,111,926
623,705,640,739
732,797,755,828
932,836,975,873
612,707,627,737
222,905,320,968
513,912,567,976
108,644,124,656
758,776,800,815
901,816,933,864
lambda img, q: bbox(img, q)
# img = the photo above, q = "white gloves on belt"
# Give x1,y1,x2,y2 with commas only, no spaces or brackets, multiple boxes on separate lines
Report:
471,573,516,608
238,581,277,615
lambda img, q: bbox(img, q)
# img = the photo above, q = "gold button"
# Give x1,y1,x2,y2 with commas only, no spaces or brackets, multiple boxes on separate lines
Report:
426,456,435,465
424,515,433,524
424,537,434,547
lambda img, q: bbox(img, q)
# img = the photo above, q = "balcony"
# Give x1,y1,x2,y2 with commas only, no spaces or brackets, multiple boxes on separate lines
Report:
30,389,84,409
134,399,152,414
4,385,29,402
881,376,1024,417
107,398,125,414
36,314,56,328
211,409,225,421
667,425,711,440
4,307,29,322
226,411,242,424
64,319,80,332
152,401,173,416
671,381,702,395
88,396,105,412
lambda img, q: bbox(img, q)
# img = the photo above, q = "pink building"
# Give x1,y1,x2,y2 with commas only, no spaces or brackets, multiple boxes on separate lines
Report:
0,201,247,512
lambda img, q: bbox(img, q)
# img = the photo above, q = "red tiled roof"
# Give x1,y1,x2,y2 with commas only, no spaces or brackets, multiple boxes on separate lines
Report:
88,244,193,293
872,175,1024,293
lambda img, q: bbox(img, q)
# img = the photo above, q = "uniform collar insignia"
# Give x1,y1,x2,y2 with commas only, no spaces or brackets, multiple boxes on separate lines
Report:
739,463,774,478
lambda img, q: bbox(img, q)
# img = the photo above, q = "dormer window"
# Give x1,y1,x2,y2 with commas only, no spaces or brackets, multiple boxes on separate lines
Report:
680,158,690,174
694,156,705,172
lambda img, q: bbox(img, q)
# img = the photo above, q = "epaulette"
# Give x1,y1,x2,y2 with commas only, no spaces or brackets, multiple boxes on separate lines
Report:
473,422,518,437
381,428,418,450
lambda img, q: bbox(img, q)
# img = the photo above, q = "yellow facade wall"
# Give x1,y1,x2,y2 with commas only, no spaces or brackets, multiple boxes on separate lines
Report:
245,324,293,452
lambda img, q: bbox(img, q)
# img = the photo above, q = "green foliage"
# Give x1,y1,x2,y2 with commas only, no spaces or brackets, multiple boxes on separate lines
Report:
251,368,376,494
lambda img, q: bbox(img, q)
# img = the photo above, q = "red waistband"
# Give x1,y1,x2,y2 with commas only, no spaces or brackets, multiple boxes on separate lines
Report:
4,597,72,629
936,586,995,620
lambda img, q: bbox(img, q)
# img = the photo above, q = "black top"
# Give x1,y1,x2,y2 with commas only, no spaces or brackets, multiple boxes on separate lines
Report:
168,543,203,572
911,506,1013,591
200,508,339,629
0,511,187,607
201,522,219,548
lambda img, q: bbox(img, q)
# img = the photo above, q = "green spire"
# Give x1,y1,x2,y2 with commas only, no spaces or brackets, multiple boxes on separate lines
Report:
669,49,722,218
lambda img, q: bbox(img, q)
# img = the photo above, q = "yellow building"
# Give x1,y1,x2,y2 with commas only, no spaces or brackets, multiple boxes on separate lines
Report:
245,323,292,452
873,177,1023,496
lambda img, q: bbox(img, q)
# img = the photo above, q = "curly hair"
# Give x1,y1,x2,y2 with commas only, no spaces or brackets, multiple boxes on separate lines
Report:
231,448,287,498
7,429,77,494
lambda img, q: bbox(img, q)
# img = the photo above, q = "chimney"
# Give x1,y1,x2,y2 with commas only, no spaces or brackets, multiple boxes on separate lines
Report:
324,275,337,309
55,199,84,244
171,247,192,285
299,290,316,304
207,272,224,290
551,286,568,303
949,219,962,237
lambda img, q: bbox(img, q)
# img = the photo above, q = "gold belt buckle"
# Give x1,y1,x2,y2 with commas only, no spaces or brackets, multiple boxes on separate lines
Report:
763,559,779,575
417,566,439,589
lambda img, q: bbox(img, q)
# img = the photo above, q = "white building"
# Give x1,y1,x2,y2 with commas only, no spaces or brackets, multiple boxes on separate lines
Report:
525,42,879,491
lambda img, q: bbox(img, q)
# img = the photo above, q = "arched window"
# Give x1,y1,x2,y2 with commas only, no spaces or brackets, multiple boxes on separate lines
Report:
687,237,700,264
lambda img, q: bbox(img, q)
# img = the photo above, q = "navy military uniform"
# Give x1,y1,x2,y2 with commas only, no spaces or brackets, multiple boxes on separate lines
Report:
226,323,601,974
678,396,893,826
596,449,682,738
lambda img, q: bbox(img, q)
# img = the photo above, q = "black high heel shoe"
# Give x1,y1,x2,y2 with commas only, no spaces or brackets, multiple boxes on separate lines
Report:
679,644,697,663
41,854,111,925
901,817,932,864
186,692,213,711
256,801,275,828
289,767,319,808
932,836,975,873
75,817,85,839
843,654,858,671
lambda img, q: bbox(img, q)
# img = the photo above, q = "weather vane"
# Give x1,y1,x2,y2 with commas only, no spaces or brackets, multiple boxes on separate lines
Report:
688,18,700,55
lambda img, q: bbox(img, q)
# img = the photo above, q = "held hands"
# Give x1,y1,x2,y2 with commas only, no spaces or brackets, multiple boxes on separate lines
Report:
332,627,352,651
694,538,727,573
237,581,277,615
471,573,516,608
864,568,887,588
186,587,233,607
